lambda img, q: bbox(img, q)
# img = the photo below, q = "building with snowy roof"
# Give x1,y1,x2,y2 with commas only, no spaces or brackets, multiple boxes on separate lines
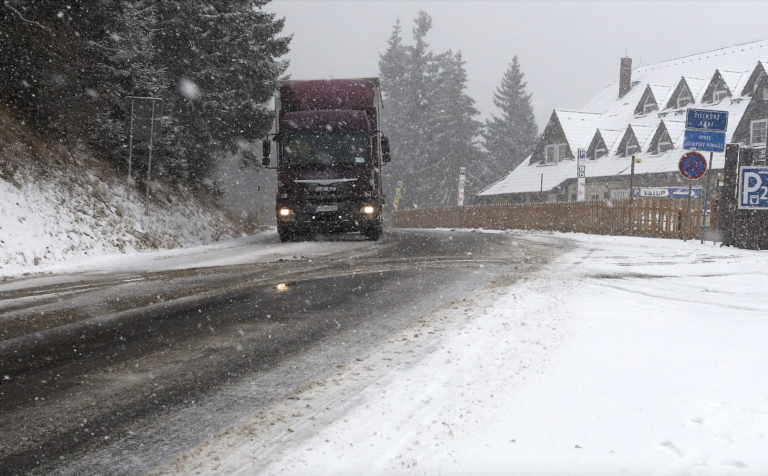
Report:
477,39,768,203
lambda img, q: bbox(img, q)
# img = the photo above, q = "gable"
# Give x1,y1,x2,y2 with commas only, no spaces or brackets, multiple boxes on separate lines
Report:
586,130,608,159
665,78,691,109
529,112,572,164
664,77,704,109
633,85,658,115
616,126,639,157
733,75,768,144
740,62,766,96
701,70,732,103
615,124,655,157
647,121,680,154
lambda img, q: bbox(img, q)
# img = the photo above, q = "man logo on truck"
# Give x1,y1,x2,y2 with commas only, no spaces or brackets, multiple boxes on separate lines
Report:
262,78,391,242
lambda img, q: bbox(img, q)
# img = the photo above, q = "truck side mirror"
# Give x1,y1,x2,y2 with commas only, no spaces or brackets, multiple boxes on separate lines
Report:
381,136,391,163
261,139,271,167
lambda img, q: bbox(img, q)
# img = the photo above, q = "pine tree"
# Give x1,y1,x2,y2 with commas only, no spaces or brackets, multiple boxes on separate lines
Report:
482,56,538,184
418,51,482,206
379,11,482,209
155,0,290,188
89,0,176,177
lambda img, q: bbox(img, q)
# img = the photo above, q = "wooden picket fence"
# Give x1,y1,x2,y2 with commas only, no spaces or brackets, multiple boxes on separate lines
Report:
392,198,717,240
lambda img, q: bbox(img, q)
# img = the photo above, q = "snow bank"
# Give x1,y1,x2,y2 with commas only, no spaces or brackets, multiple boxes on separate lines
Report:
156,233,768,475
0,110,242,276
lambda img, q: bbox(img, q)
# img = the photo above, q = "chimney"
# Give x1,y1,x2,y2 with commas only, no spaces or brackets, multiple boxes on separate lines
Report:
619,57,632,98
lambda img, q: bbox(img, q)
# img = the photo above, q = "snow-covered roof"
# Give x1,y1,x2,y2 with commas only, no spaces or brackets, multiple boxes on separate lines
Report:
480,38,768,197
664,120,686,146
556,110,602,150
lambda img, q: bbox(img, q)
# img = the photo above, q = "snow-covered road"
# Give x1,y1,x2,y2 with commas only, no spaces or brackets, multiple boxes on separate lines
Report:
156,233,768,476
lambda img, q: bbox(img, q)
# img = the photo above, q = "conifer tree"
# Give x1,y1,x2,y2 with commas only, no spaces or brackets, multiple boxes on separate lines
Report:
482,56,539,182
379,11,482,209
89,0,175,176
156,0,290,187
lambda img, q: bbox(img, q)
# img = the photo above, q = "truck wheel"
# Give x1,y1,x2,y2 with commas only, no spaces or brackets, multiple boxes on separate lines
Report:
365,227,382,241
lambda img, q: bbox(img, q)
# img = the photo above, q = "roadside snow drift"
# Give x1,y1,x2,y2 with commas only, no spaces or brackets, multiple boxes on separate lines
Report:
0,108,241,274
154,233,768,476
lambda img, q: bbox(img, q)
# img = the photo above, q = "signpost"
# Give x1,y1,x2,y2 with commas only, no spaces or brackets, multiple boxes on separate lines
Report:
125,96,163,211
458,168,466,206
684,108,728,243
678,151,707,242
576,149,586,201
737,166,768,209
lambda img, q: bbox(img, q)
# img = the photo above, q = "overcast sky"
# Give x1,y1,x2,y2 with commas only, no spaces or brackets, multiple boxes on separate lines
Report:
267,0,768,131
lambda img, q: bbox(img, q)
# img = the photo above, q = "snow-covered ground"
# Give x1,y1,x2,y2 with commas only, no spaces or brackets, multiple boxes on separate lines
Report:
155,233,768,476
0,109,243,273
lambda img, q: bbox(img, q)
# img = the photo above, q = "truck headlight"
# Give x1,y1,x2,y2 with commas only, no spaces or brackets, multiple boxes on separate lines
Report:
362,205,375,214
279,208,291,217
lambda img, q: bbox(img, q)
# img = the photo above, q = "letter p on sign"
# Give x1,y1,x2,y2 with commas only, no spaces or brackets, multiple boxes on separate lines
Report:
743,172,762,205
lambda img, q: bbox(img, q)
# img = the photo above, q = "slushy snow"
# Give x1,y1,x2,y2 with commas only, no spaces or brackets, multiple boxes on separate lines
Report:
154,233,768,476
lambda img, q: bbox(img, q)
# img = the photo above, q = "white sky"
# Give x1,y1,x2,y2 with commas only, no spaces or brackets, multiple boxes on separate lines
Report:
267,0,768,131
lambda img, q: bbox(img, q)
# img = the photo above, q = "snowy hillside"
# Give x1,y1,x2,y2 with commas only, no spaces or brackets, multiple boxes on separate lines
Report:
0,106,243,274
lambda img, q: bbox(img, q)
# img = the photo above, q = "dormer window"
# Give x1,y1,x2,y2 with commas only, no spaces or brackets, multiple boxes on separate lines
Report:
751,119,767,146
634,85,662,116
713,83,728,102
545,144,567,164
594,147,607,159
658,131,673,153
677,95,691,108
626,144,640,156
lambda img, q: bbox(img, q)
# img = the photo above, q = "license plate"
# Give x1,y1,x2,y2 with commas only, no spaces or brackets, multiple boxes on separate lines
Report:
315,205,338,212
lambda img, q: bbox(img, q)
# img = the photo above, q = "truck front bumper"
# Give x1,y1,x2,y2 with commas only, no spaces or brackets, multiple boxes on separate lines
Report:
276,201,381,235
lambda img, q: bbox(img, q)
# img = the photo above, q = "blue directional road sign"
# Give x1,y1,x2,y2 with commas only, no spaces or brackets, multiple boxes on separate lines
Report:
685,109,729,132
684,130,726,152
738,166,768,209
632,187,700,199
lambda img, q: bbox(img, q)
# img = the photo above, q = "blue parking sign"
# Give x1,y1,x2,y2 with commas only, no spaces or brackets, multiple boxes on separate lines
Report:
738,166,768,209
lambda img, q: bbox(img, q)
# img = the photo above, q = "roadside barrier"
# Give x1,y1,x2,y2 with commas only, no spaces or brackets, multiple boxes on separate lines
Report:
392,198,718,240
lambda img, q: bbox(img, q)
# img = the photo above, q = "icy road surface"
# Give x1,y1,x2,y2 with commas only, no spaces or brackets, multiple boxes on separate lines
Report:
0,229,563,475
152,233,768,476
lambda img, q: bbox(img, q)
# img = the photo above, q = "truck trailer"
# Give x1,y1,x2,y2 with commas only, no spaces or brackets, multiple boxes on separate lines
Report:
262,78,391,242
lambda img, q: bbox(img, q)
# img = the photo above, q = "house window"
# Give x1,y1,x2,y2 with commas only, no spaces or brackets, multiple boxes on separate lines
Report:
751,119,768,145
545,144,567,164
713,84,728,102
658,131,673,153
626,143,640,157
677,95,691,108
643,100,657,114
590,194,600,201
594,147,607,159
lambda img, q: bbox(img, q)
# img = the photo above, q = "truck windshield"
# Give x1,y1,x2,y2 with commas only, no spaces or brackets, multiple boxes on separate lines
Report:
281,131,368,169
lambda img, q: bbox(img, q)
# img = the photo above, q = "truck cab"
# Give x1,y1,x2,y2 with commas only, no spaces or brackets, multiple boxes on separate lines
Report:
263,78,390,242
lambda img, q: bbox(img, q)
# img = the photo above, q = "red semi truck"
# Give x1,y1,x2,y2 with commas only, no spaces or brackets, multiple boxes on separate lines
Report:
262,78,391,242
